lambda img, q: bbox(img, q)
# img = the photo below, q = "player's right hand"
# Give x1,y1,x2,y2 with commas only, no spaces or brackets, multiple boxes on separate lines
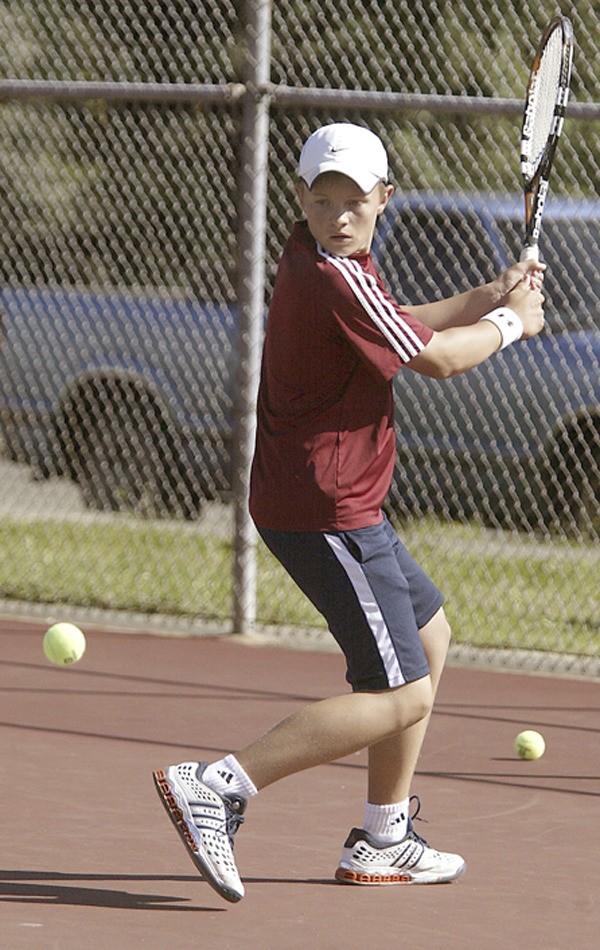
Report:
495,259,546,298
505,278,545,339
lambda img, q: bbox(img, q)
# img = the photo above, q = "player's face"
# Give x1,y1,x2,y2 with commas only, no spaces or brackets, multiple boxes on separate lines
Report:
296,173,393,257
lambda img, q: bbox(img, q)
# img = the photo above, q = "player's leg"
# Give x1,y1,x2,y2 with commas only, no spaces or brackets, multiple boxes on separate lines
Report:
153,678,434,902
336,606,465,884
153,521,457,897
235,521,435,788
366,607,450,804
234,674,433,788
153,522,429,897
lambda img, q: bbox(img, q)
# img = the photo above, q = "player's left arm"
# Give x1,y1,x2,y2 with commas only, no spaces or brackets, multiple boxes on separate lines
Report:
406,277,545,379
408,259,544,331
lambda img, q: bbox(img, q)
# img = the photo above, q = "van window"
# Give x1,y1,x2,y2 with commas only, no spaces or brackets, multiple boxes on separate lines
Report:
377,207,499,303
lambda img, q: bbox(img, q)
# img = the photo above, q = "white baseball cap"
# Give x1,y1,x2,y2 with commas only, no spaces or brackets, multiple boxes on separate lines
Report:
298,123,389,194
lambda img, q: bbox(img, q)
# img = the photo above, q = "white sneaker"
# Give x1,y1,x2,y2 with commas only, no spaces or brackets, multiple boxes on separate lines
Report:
153,761,246,902
335,798,466,885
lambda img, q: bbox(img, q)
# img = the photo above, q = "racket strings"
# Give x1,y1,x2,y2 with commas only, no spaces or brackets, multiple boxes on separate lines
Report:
523,29,563,172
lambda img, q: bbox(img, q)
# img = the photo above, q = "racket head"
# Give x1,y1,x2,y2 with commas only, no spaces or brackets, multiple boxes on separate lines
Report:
520,16,574,254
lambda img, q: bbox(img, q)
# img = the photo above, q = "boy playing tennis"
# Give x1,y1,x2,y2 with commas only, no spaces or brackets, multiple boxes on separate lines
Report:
154,123,545,902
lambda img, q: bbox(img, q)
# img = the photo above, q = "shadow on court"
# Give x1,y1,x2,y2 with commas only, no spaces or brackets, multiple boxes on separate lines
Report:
0,869,210,912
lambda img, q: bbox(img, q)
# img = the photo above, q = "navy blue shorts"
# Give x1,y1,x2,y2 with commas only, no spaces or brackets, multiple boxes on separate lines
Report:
257,514,444,692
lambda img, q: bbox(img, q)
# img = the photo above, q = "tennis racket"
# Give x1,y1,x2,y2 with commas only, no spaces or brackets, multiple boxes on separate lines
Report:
520,15,574,263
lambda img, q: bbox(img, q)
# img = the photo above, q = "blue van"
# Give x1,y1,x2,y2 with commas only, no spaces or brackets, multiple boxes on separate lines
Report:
1,192,598,534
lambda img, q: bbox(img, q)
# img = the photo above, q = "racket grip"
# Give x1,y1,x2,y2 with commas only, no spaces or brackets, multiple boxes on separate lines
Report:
520,245,539,262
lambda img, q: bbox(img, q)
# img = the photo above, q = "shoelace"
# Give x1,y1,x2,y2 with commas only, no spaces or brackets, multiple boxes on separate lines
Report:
407,794,430,847
191,794,245,847
224,798,245,846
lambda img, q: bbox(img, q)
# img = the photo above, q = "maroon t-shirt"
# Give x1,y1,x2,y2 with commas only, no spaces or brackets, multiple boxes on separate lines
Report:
249,222,433,531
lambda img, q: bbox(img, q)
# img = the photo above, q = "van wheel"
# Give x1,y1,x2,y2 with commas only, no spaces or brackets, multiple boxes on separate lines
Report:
56,379,203,519
548,421,599,539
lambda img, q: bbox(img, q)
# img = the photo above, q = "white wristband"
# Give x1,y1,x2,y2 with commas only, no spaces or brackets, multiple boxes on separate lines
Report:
479,307,523,350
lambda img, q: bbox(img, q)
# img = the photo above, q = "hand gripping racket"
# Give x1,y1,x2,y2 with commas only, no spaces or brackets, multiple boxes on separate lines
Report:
520,15,574,263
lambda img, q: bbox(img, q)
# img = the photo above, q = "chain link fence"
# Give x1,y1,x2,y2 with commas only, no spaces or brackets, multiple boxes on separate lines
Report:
0,1,598,674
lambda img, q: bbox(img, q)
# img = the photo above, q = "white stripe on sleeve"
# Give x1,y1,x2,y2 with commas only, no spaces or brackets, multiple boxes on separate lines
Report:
318,246,426,362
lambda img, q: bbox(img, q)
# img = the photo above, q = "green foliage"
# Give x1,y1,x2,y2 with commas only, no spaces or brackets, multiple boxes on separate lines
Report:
1,2,598,287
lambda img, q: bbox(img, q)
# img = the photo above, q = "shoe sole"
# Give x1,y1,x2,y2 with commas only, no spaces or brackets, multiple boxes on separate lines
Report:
335,862,466,885
152,769,243,903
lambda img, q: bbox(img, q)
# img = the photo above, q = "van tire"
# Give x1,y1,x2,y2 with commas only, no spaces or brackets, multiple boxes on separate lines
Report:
55,378,203,519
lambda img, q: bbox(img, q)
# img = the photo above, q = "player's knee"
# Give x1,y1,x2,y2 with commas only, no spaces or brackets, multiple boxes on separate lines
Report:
390,676,433,730
411,678,434,724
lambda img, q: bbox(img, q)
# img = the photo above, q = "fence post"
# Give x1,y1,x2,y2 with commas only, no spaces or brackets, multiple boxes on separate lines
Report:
231,0,272,634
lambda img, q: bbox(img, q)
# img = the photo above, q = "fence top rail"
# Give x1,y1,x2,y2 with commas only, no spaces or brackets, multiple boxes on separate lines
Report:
0,79,247,104
269,86,599,120
0,78,598,119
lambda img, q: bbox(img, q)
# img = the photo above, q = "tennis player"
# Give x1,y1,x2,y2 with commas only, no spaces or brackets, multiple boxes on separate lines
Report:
154,123,545,902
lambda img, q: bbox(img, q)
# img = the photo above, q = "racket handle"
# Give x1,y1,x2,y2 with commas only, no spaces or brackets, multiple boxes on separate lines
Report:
520,245,539,262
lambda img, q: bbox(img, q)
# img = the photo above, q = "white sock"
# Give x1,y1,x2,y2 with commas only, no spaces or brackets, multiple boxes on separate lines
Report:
363,798,410,844
202,754,258,800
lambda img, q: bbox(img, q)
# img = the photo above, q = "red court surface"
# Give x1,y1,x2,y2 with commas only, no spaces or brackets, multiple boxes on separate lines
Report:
1,614,598,949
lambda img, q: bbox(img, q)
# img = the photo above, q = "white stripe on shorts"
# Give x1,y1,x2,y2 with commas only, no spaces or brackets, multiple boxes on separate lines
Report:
324,533,405,688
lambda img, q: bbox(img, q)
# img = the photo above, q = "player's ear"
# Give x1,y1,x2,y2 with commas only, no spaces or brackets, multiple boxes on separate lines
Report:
377,183,394,216
295,180,309,212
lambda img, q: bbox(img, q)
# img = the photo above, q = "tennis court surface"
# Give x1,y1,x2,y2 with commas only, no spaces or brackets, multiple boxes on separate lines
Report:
1,614,598,950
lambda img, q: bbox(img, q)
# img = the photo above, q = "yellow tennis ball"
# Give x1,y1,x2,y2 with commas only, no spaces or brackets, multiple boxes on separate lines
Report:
43,622,86,665
514,729,545,760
